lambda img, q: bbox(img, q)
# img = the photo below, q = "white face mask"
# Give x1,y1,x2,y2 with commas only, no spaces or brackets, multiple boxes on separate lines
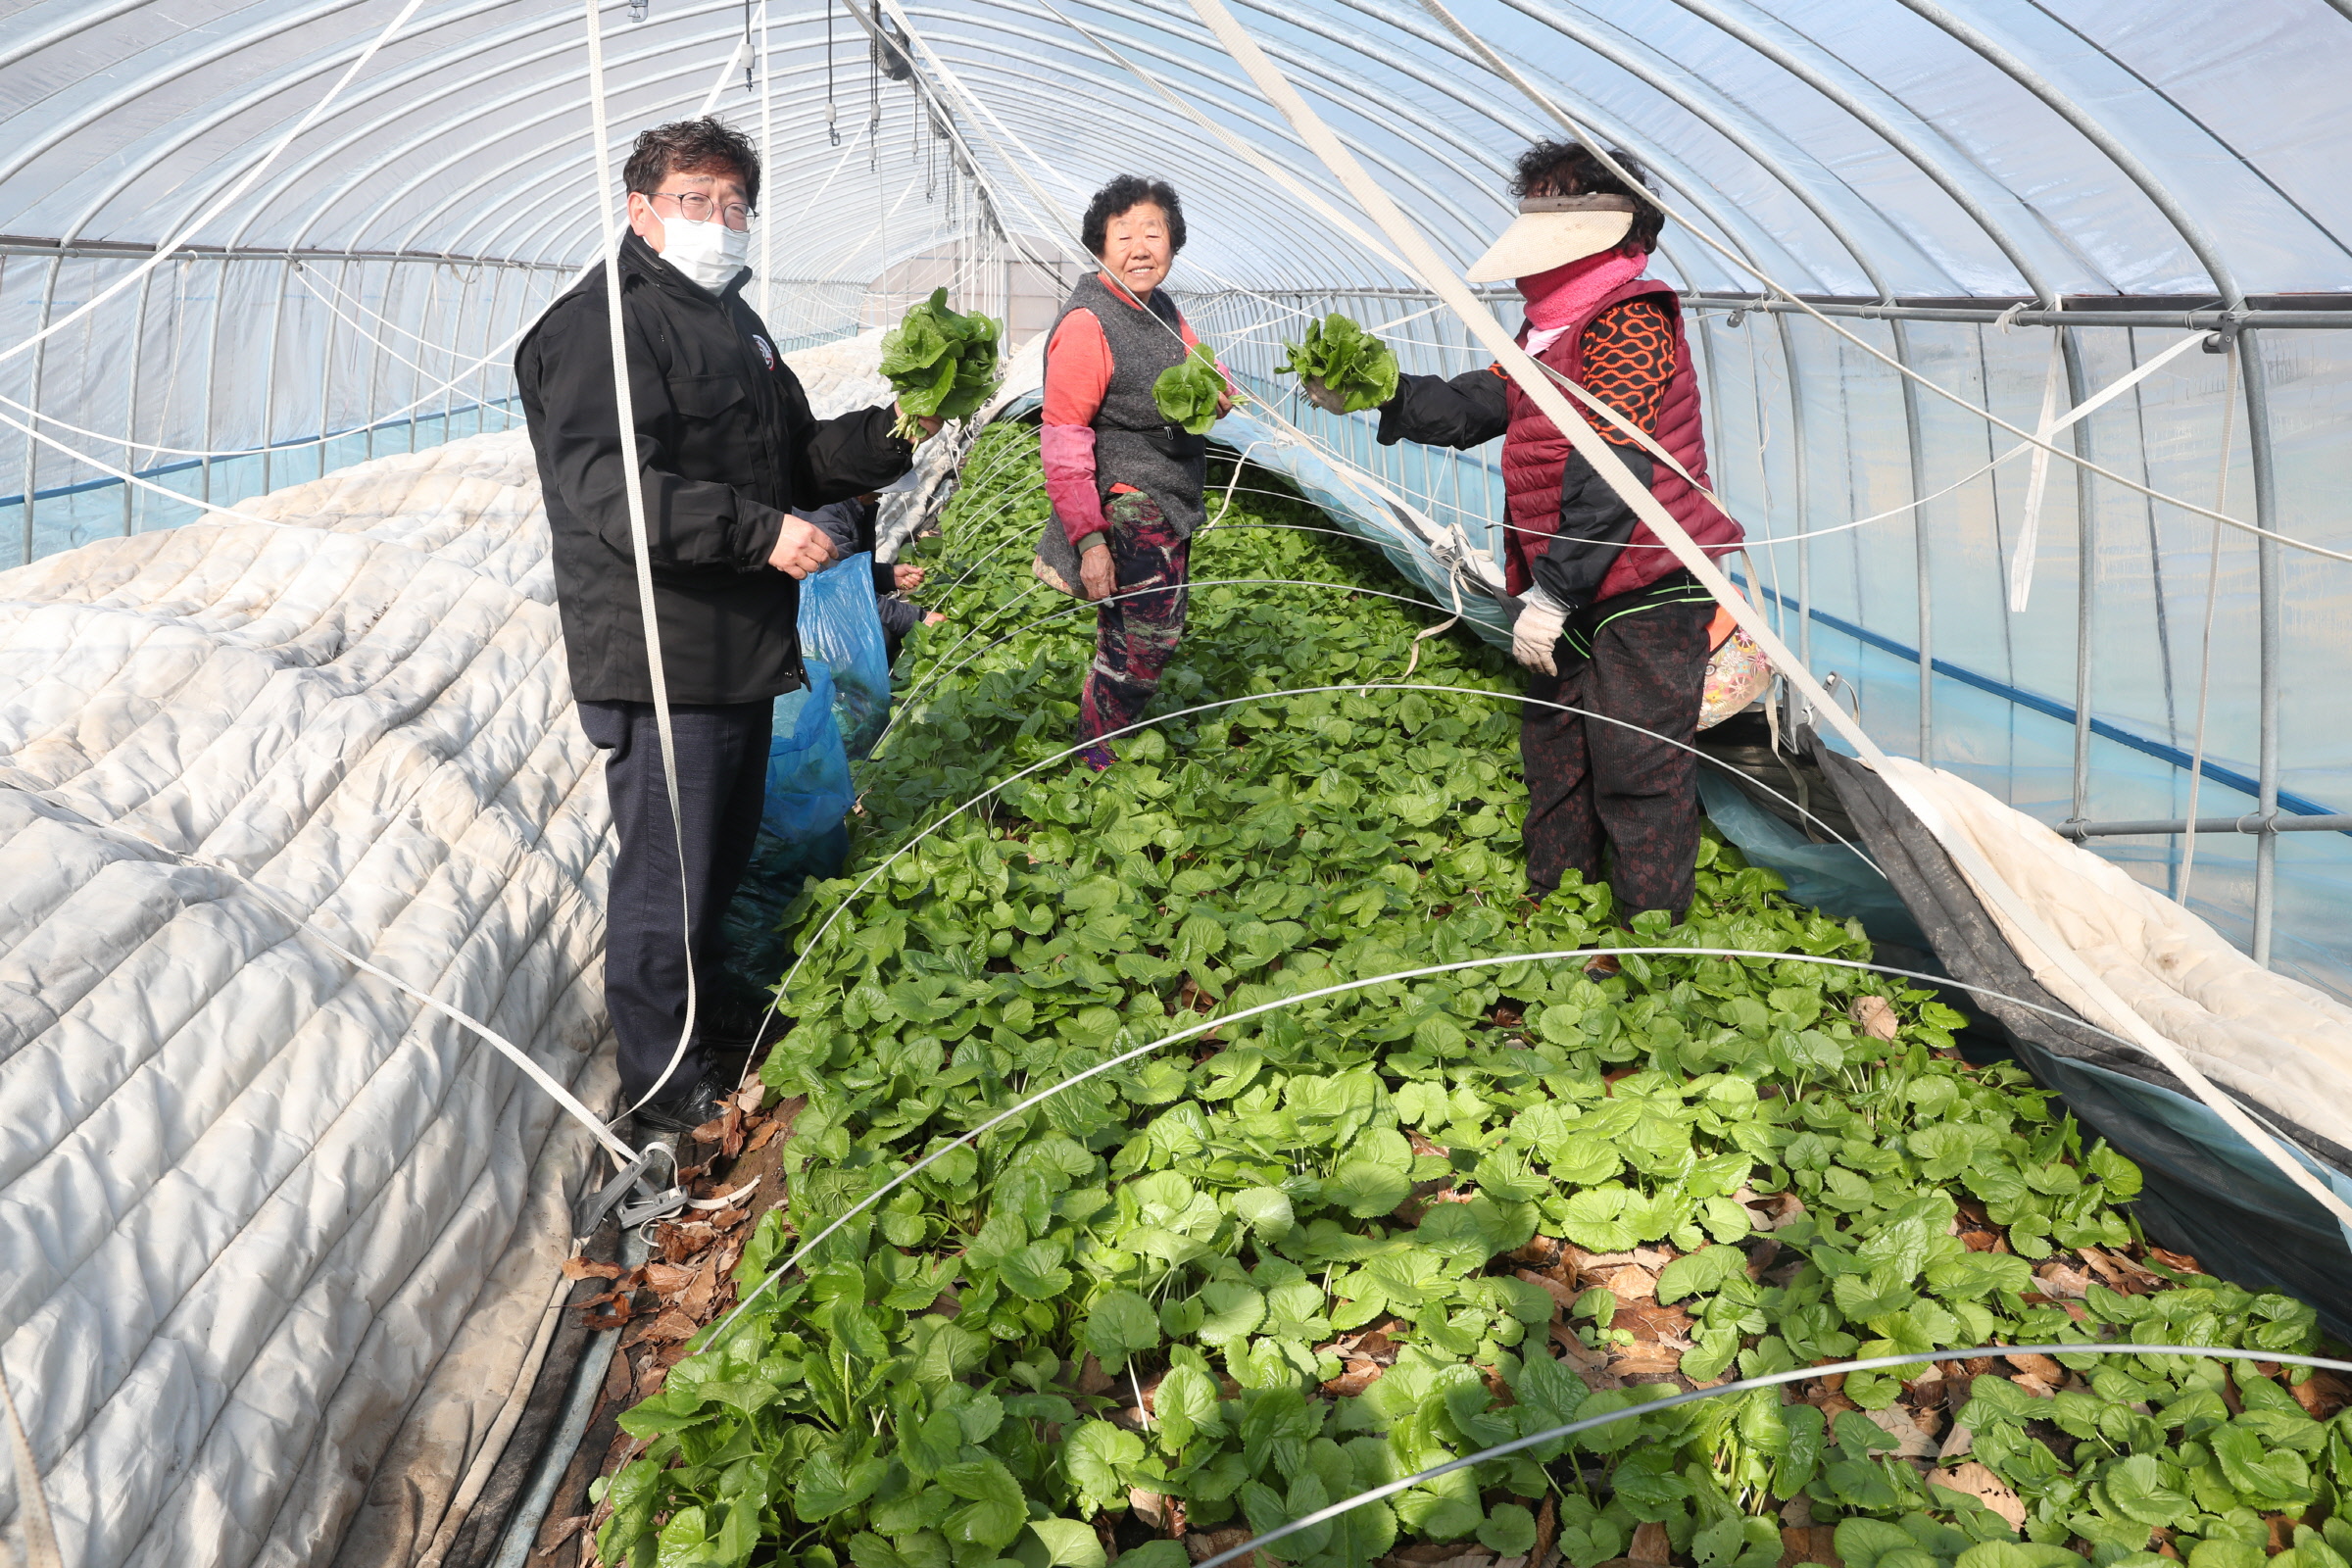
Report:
657,214,750,294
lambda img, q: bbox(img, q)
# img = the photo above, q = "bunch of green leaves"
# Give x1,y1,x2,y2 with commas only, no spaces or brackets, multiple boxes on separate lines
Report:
592,424,2341,1568
883,287,1004,437
1277,315,1400,414
1153,343,1229,435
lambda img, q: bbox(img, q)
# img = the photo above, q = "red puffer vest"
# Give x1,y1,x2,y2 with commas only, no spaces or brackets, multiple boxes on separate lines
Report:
1498,277,1739,601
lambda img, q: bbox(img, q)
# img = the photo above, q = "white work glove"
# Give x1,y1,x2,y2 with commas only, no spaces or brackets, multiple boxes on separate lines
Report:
1300,377,1348,416
1511,587,1570,677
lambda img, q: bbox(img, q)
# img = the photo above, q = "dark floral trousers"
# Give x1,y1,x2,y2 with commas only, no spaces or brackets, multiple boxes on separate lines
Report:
1079,491,1191,747
1521,599,1714,917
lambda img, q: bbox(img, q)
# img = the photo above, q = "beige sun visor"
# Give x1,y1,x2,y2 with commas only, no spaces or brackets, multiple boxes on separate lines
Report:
1464,193,1639,283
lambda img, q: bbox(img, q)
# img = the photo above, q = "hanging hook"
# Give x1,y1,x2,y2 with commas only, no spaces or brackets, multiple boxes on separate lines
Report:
825,0,841,143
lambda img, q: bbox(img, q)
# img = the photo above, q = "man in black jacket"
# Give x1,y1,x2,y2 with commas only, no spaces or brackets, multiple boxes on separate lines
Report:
517,119,931,1137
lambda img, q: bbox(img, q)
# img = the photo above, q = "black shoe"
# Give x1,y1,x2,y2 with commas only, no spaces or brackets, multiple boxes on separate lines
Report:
632,1073,730,1142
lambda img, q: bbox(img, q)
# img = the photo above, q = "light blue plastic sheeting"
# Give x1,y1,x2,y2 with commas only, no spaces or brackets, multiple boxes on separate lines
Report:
1694,768,1928,951
761,662,854,844
800,550,895,761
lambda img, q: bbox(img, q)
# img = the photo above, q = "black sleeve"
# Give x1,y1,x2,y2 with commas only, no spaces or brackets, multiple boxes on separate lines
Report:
521,292,786,572
871,558,897,598
1376,368,1510,449
1528,447,1650,611
874,594,920,637
780,371,916,506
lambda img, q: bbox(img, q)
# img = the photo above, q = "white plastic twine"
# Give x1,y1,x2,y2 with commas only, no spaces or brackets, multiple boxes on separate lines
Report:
1178,0,2352,1238
1191,1343,2352,1568
583,0,706,1124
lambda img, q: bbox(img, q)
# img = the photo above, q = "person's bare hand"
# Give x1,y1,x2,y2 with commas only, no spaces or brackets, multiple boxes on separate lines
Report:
1215,385,1236,416
767,515,838,579
1078,542,1116,602
922,611,947,625
893,564,926,590
897,402,946,441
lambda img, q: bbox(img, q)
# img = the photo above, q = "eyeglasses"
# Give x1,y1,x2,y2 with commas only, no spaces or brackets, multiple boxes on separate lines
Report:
649,189,752,230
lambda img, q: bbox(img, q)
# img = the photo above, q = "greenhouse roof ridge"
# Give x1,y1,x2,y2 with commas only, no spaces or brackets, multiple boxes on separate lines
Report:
1,0,2346,296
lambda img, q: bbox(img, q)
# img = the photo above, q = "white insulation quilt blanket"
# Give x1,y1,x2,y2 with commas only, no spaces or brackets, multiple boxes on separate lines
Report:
0,431,616,1568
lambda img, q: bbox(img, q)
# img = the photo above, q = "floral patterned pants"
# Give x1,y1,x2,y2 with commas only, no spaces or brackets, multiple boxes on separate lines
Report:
1078,490,1191,748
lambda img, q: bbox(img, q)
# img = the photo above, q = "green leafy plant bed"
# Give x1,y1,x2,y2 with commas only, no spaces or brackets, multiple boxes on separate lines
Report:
589,425,2352,1568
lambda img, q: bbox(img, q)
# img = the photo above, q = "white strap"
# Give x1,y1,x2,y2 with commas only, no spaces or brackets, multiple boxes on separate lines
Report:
1186,0,2352,1239
2009,318,2070,612
584,0,702,1121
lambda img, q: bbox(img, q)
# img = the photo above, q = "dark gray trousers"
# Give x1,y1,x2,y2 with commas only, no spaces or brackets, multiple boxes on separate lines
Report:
577,697,773,1103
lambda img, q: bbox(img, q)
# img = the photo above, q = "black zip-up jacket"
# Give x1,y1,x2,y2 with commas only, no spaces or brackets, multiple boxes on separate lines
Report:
516,233,914,705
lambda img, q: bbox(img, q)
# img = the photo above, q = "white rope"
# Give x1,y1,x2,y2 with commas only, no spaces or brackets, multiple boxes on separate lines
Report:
584,0,703,1122
1187,0,2352,1238
0,0,432,370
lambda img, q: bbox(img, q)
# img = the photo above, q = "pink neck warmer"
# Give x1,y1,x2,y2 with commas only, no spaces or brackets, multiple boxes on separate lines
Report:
1519,247,1649,340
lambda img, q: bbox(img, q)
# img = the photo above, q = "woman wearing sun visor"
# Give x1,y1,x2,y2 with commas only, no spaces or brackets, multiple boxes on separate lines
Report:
1313,141,1742,934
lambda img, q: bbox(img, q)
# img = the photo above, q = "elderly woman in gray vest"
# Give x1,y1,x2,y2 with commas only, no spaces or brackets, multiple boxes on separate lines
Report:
1038,174,1232,771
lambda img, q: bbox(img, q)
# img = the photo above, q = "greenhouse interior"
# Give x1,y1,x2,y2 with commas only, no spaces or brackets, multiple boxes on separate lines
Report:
5,0,2352,1565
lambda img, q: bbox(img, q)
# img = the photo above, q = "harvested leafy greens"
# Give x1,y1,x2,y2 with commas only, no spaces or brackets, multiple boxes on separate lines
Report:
1154,342,1229,435
1277,314,1400,414
592,424,2350,1568
883,287,1003,440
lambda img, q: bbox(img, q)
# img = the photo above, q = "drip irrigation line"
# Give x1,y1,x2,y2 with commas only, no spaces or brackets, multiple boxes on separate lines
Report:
1189,1342,2352,1568
698,944,2243,1387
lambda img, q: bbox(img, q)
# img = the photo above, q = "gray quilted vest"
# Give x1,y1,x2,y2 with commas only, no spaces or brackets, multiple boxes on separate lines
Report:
1052,271,1208,536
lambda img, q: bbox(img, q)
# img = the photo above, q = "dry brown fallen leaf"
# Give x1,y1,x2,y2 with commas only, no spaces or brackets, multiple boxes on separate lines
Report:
1931,1461,2027,1529
1849,995,1900,1041
642,1260,697,1297
1601,1264,1660,1301
1629,1522,1673,1565
560,1256,628,1282
2004,1350,2064,1382
2034,1262,2092,1299
1863,1404,1939,1459
1515,1269,1582,1313
1608,1342,1685,1378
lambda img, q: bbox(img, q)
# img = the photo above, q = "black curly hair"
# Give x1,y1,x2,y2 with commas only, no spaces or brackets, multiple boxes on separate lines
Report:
623,118,762,210
1081,175,1186,260
1510,139,1661,254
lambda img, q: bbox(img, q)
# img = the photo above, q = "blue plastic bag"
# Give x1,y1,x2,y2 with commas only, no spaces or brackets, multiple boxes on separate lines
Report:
798,550,893,760
761,660,854,841
717,665,856,1007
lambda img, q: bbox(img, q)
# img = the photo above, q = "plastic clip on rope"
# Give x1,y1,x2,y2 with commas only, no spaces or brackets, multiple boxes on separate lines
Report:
1178,0,2352,1241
